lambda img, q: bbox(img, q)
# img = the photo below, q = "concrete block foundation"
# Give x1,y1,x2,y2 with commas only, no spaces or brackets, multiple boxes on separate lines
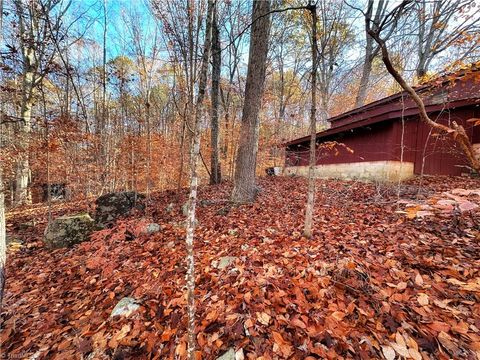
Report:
283,161,415,182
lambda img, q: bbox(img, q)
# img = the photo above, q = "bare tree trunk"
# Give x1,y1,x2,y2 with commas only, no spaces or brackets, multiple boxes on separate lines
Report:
0,0,6,310
303,2,318,238
15,49,35,205
0,166,5,312
185,1,214,357
355,0,389,108
41,88,52,224
231,0,271,203
355,49,373,108
210,3,221,185
355,1,374,109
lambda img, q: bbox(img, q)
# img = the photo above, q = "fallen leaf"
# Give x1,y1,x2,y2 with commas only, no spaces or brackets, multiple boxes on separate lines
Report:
408,347,422,360
415,274,424,286
397,282,408,291
438,331,459,356
417,293,429,306
381,345,396,360
331,311,346,321
257,312,271,326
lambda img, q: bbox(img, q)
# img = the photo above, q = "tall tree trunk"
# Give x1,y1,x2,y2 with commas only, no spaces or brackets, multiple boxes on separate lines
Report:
0,2,6,311
210,3,221,185
355,51,373,108
355,0,392,107
303,2,318,238
231,0,271,203
355,0,375,108
0,165,5,312
15,47,35,206
185,1,214,358
416,56,427,78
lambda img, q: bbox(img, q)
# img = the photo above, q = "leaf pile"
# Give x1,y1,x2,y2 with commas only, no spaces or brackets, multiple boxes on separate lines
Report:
399,187,480,220
2,176,480,359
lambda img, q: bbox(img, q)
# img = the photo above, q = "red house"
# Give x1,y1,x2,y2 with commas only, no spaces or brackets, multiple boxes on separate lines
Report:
284,69,480,181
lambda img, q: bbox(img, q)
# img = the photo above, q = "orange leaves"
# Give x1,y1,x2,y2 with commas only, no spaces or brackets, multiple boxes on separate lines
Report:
4,176,480,359
289,317,307,330
85,256,105,270
414,273,424,287
160,328,176,342
382,332,423,360
330,311,346,322
271,331,293,358
256,312,271,326
108,324,131,349
427,321,451,333
175,341,187,356
417,293,429,306
396,281,408,291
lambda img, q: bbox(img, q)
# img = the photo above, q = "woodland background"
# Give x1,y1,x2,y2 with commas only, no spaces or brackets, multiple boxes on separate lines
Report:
1,0,479,206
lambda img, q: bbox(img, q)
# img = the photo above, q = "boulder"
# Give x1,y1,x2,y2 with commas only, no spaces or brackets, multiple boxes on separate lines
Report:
44,214,94,248
95,191,145,228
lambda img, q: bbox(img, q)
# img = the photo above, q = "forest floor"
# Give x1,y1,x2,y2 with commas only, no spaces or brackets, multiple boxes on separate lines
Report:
2,176,480,360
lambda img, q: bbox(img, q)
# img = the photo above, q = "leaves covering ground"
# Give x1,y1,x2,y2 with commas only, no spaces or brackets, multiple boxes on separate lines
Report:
2,176,480,359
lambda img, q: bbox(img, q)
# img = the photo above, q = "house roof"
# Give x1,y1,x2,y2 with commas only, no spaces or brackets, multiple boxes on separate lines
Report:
285,67,480,147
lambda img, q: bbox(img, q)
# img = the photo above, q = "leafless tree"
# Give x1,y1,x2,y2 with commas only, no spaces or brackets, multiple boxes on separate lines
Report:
12,0,71,205
210,1,221,184
304,1,318,238
414,0,480,78
0,0,6,313
184,1,214,356
354,0,399,107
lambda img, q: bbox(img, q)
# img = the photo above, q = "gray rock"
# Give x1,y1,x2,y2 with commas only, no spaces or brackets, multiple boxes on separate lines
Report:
213,256,237,270
95,191,145,228
216,349,235,360
44,214,94,249
110,297,140,318
217,348,244,360
145,223,161,234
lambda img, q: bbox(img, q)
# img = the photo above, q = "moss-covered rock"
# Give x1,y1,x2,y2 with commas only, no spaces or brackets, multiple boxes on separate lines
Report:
44,214,94,249
95,191,145,228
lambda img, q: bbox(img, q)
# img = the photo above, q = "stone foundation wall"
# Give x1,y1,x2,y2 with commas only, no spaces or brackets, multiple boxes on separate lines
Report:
283,161,415,182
